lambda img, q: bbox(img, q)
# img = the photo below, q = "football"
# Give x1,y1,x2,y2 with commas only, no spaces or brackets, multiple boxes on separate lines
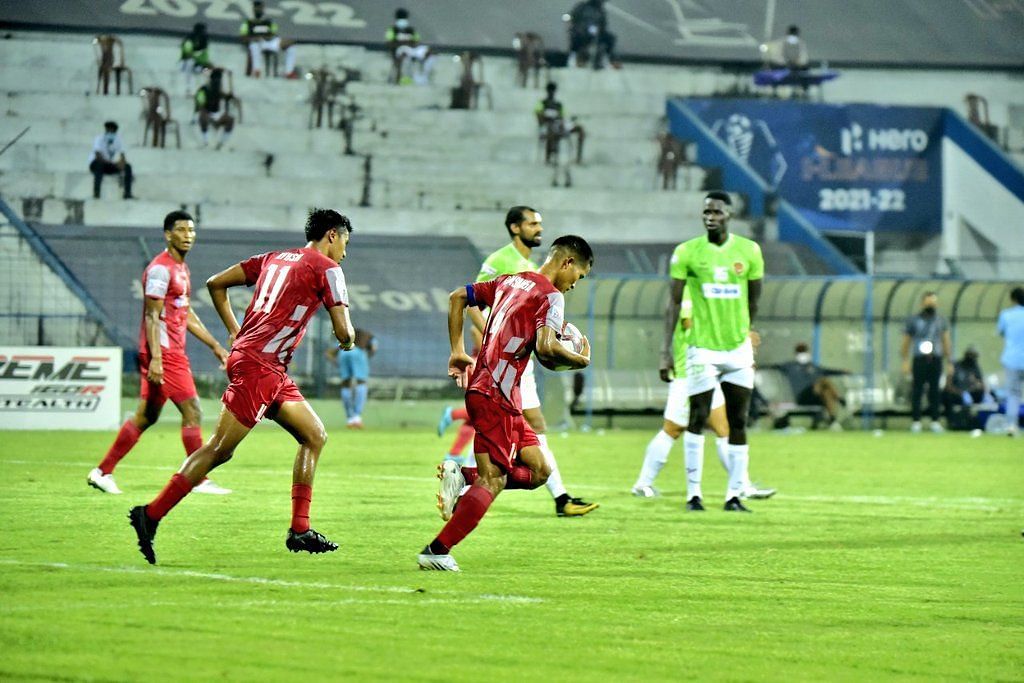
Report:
538,321,588,371
559,321,586,356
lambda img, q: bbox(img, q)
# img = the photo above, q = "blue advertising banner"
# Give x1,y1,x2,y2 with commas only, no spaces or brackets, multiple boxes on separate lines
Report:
683,99,945,234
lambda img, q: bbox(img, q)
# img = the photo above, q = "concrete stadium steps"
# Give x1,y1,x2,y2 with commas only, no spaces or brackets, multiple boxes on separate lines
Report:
25,196,740,245
0,143,364,179
5,166,704,216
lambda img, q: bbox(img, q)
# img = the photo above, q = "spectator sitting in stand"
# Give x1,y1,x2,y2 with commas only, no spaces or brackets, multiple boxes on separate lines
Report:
180,22,212,93
942,346,992,429
195,68,235,150
385,8,436,85
567,0,620,69
88,121,134,200
781,25,808,70
240,0,298,79
774,342,847,430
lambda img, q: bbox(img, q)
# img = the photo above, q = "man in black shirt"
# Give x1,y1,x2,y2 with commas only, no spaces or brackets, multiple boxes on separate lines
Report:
775,342,846,430
901,291,953,433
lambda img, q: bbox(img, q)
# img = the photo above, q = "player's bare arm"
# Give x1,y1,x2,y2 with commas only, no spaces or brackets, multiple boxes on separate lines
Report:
446,287,475,386
206,264,248,346
659,278,685,382
328,303,355,350
466,306,486,349
536,325,590,369
143,295,165,384
186,307,229,367
748,278,763,349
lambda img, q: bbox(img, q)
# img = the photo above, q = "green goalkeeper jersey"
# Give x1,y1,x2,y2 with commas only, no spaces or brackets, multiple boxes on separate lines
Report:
477,243,537,282
669,233,764,351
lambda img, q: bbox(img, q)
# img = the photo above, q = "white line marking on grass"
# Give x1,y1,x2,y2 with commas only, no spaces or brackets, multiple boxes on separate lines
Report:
5,459,1022,510
0,559,542,604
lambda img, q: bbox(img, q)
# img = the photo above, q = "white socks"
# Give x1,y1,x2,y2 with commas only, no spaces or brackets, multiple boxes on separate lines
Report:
683,432,704,500
634,430,674,489
715,436,730,473
537,434,567,499
727,444,750,500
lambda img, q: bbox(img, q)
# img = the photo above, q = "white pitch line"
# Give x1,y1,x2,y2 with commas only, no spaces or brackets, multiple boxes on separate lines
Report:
3,459,1021,510
0,559,542,604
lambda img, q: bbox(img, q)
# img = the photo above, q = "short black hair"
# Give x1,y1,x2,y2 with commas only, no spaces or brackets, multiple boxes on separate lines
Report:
787,25,800,35
103,121,118,132
705,190,732,206
504,205,537,237
1011,286,1024,305
395,8,409,19
550,235,594,267
163,210,194,231
305,208,352,242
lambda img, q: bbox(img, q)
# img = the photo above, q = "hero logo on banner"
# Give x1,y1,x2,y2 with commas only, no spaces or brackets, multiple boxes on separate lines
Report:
0,347,122,430
840,123,929,155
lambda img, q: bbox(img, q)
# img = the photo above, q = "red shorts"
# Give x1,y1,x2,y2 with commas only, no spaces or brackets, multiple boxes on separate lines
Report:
139,355,198,406
221,352,305,428
465,391,539,473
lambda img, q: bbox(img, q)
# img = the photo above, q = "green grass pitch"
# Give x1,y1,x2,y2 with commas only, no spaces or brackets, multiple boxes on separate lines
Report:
1,400,1021,681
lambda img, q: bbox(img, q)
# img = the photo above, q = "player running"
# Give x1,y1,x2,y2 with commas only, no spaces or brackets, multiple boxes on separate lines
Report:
128,209,356,564
437,206,598,517
87,210,230,496
633,292,775,505
419,235,594,571
658,191,765,512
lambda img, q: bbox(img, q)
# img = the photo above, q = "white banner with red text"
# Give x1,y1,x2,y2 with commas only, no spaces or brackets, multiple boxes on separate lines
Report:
0,347,122,430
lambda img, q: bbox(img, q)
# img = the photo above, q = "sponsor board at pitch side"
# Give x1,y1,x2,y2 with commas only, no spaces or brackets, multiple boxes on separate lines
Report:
0,347,121,430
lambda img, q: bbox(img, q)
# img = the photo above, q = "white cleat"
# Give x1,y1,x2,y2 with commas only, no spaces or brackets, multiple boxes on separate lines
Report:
741,483,777,500
436,460,466,521
929,421,945,434
193,478,232,495
87,468,123,495
631,485,660,498
418,549,460,571
910,421,923,433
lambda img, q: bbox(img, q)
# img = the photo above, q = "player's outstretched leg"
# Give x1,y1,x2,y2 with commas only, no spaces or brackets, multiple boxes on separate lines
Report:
274,400,338,554
524,407,598,517
127,405,250,564
90,398,161,494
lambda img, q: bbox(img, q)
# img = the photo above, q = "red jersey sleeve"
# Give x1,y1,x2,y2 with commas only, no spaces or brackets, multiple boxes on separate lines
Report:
318,263,349,309
536,290,565,331
240,252,275,286
468,277,501,309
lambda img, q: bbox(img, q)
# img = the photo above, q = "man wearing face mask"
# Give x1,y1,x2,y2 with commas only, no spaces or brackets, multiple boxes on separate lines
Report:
776,342,846,430
88,121,134,200
901,291,953,433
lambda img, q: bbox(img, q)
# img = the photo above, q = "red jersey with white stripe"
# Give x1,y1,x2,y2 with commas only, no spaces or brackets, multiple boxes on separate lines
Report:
465,272,564,414
138,250,191,365
232,248,349,372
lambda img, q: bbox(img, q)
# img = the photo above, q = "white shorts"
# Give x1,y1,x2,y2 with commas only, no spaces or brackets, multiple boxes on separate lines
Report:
663,377,725,427
686,340,755,395
520,358,540,411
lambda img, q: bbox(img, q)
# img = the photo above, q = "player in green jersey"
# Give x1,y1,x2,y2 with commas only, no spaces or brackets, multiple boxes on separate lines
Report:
634,294,775,501
437,206,598,517
659,191,765,512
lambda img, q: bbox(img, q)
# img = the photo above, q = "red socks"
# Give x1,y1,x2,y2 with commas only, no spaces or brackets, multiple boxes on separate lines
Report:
448,424,475,456
97,420,143,475
181,425,202,457
452,406,470,422
461,467,478,485
291,484,312,533
436,485,495,551
505,463,538,489
147,473,195,521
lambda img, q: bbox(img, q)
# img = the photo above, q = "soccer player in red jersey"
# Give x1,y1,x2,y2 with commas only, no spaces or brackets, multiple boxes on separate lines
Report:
128,208,356,564
418,235,594,571
87,210,230,496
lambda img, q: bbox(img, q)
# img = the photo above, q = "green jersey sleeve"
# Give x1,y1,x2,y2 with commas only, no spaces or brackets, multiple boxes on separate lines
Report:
669,242,688,280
